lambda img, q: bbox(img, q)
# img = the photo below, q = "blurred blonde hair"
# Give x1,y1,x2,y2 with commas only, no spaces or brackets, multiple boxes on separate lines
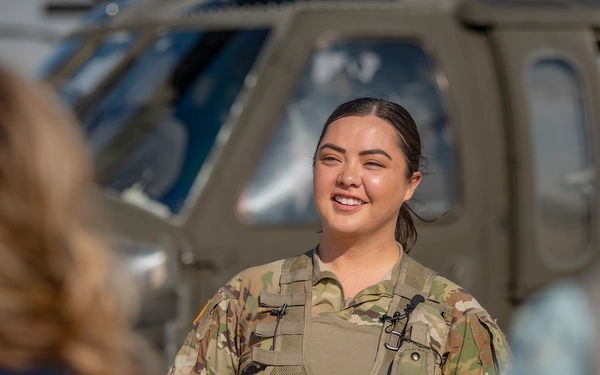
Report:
0,66,136,375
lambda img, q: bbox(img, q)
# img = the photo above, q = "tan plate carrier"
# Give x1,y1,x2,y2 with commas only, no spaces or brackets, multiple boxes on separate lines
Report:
251,250,455,375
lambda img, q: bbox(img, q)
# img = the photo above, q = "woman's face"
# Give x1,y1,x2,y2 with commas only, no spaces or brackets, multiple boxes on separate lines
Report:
313,115,421,240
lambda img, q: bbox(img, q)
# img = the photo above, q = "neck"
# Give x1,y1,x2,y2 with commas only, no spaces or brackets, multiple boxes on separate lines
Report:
318,231,401,273
317,232,401,298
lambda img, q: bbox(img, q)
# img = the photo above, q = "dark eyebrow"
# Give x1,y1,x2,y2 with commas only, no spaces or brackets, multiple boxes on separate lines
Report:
319,144,392,160
319,143,346,153
359,149,392,160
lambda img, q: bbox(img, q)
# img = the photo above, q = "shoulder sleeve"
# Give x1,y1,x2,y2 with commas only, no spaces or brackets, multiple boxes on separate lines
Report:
430,277,510,375
166,288,243,375
442,309,511,375
166,262,283,375
509,281,595,375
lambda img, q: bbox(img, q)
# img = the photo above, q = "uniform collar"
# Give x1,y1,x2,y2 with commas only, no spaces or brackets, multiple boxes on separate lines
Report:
311,243,405,286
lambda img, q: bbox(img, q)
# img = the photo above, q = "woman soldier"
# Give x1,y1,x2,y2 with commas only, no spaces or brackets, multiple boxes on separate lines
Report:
168,97,510,375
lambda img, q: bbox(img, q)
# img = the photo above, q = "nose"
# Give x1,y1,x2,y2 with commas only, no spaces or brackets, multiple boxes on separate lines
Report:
337,163,361,188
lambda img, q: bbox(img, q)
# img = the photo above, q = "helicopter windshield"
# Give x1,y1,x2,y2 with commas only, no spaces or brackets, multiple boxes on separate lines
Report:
73,28,270,216
37,36,84,79
57,31,139,108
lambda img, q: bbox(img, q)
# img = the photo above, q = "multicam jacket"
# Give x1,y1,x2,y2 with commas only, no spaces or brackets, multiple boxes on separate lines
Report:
168,249,510,375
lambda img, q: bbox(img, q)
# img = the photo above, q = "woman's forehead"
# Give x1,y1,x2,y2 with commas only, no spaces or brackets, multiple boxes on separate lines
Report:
320,115,400,149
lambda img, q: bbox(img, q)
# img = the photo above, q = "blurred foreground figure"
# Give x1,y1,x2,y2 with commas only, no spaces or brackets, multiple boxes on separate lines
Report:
509,274,599,375
0,66,136,375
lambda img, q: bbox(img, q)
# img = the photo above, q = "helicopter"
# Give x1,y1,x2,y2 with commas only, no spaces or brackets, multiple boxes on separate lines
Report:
40,0,600,367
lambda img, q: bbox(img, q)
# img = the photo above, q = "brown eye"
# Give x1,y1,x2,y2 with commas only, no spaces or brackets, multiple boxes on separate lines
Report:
321,156,340,164
365,161,384,168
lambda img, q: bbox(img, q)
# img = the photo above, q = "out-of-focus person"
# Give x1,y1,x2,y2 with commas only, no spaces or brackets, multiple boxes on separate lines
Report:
0,66,137,375
509,274,598,375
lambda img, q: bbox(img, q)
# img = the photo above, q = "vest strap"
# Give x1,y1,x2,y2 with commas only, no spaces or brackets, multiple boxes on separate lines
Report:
270,250,313,375
280,269,312,284
255,321,305,337
252,347,304,366
394,283,421,299
371,254,439,375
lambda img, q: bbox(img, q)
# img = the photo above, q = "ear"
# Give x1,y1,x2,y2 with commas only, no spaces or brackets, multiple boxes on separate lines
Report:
402,172,422,202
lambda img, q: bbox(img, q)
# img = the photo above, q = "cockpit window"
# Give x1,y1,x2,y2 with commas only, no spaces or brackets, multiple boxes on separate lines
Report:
81,29,270,216
37,36,84,79
526,58,594,265
57,31,138,108
238,40,457,224
83,31,203,155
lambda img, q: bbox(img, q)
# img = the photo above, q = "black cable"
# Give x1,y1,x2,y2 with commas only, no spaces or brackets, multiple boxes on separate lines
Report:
270,303,287,351
379,311,404,333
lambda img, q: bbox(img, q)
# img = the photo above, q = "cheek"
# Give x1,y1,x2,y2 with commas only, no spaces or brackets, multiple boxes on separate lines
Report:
363,174,392,195
365,174,383,187
313,166,335,197
364,174,406,201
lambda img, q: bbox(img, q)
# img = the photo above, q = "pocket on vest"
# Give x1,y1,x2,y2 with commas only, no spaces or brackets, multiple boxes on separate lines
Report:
390,343,439,375
407,302,450,354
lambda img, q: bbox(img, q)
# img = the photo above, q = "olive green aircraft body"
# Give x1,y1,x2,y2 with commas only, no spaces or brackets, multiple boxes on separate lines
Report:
42,0,600,367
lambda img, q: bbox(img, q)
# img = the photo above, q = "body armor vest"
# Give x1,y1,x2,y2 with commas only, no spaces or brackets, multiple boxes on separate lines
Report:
251,250,455,375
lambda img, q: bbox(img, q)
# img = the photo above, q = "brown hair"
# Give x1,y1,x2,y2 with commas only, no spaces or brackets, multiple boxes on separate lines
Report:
0,66,136,374
314,97,425,253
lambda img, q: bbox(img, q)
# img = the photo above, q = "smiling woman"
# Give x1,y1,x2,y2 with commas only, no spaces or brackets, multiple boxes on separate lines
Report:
167,98,511,375
313,101,422,251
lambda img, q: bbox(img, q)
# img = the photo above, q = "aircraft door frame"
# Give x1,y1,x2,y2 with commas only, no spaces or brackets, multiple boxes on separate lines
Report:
491,28,600,300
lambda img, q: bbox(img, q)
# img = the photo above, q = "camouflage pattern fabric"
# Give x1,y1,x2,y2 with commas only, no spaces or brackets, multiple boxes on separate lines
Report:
167,250,511,375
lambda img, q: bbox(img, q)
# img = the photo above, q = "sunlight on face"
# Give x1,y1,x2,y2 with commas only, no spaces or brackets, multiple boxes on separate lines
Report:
313,115,421,240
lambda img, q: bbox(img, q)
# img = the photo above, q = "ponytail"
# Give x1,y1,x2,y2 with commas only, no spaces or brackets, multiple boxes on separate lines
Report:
395,203,417,253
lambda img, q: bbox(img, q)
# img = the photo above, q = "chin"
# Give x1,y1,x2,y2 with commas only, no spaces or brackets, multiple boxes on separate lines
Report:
325,222,366,238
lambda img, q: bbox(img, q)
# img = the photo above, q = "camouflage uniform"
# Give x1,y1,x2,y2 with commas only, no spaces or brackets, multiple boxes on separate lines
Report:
168,249,510,375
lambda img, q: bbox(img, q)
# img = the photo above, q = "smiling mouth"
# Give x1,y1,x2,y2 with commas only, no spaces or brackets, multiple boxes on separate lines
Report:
333,195,366,206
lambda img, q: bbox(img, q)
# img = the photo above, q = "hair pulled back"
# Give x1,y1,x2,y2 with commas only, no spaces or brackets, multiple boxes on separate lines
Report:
314,97,424,253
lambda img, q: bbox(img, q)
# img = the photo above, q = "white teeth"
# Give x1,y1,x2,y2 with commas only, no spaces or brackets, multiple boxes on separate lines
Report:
334,196,365,206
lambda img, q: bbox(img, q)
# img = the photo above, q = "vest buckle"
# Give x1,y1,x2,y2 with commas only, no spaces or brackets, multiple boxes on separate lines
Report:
384,329,404,351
